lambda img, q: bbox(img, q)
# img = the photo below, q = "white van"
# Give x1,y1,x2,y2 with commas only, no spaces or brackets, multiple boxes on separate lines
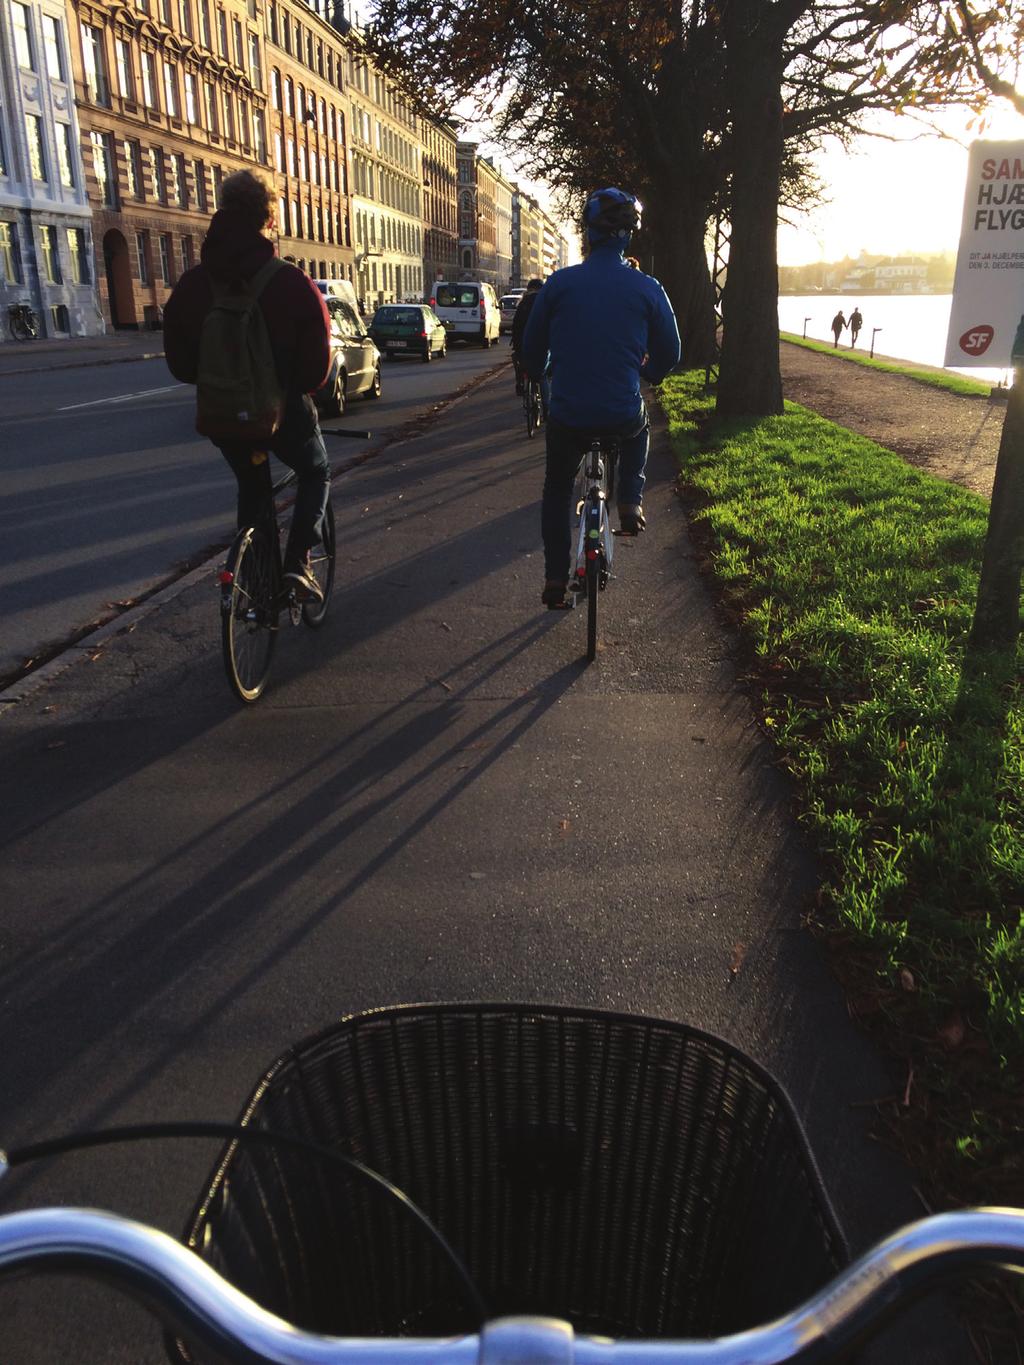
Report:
311,279,360,314
428,280,501,347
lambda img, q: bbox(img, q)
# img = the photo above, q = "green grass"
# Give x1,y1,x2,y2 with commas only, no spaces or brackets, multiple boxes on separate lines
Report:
781,332,996,398
658,373,1023,1206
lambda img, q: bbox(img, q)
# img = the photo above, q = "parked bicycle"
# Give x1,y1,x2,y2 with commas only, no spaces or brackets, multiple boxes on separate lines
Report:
0,1004,1021,1364
220,429,368,703
523,376,544,439
569,436,619,662
7,301,37,341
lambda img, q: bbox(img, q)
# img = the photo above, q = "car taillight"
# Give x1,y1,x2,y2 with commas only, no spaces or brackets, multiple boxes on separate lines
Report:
419,330,427,338
429,297,436,308
479,302,486,318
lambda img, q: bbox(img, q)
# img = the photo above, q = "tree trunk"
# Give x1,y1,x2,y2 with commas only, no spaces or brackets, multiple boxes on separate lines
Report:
644,193,717,370
716,26,785,417
968,372,1024,652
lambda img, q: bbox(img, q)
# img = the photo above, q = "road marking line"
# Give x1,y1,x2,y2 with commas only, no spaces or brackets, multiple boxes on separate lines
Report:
57,384,183,411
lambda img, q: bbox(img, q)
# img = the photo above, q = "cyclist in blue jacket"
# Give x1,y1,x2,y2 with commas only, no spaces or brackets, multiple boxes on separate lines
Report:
521,187,680,608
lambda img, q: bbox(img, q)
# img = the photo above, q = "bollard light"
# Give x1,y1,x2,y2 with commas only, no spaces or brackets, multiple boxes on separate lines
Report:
870,327,882,359
803,316,811,339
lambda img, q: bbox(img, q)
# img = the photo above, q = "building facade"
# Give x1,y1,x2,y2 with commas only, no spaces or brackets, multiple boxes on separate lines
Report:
456,140,497,289
265,0,354,281
511,186,542,286
66,0,269,329
484,154,512,294
347,37,422,309
1,0,102,338
421,113,456,289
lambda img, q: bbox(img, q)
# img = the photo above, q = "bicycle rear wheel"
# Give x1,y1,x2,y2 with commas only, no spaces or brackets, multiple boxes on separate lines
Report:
301,500,336,628
221,528,277,703
525,385,540,438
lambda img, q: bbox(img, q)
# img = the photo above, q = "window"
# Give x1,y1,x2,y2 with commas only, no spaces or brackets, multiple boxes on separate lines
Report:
271,69,281,108
268,4,277,45
159,233,173,284
222,90,234,140
291,197,299,236
239,97,249,147
163,61,178,117
0,124,7,177
185,71,197,122
217,9,228,56
26,115,46,181
253,111,265,164
135,0,149,12
13,3,33,69
284,76,293,116
40,225,61,282
124,139,142,197
0,222,20,282
232,18,242,66
193,159,206,210
274,132,283,171
141,51,157,109
81,24,109,104
204,82,217,133
248,33,260,84
115,39,132,98
199,0,211,47
67,227,90,283
299,144,308,181
136,230,150,285
213,163,223,204
149,146,165,202
179,0,193,38
278,197,287,234
43,15,64,80
55,123,75,186
286,138,295,176
169,151,186,205
181,234,194,270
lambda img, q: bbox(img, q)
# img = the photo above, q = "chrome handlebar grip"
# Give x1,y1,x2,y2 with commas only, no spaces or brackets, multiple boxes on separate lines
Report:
0,1208,1022,1363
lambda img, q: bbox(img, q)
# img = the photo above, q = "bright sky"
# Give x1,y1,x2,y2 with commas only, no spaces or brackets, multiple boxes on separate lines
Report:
778,101,1024,266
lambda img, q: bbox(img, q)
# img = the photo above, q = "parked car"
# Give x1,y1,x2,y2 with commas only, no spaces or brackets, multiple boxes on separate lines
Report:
499,295,521,335
429,280,501,347
314,298,382,417
369,304,447,362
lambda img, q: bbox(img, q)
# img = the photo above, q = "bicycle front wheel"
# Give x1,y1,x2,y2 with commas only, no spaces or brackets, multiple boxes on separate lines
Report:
222,528,277,703
11,317,31,341
302,501,336,628
525,386,540,438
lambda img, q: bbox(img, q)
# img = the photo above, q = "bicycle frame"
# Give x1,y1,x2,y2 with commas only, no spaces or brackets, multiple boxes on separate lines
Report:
572,440,616,593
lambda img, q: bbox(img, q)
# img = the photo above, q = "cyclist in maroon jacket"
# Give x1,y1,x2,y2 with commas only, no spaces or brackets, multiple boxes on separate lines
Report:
163,171,331,600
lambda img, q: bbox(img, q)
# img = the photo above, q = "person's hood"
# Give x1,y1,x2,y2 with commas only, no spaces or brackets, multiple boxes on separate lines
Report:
200,209,275,282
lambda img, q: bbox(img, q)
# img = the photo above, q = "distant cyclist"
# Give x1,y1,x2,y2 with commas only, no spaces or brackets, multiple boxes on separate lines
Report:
521,187,680,608
510,278,544,397
163,170,331,601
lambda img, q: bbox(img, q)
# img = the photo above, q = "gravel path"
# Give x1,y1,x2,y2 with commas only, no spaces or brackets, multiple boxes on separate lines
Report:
779,341,1008,499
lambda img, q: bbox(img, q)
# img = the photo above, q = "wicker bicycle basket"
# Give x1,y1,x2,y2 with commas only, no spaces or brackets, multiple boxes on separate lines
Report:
171,1004,846,1360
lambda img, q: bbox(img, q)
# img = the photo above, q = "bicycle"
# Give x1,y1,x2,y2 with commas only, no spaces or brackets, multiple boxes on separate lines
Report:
0,1004,1022,1364
220,430,368,703
524,376,543,439
567,436,619,662
8,301,37,341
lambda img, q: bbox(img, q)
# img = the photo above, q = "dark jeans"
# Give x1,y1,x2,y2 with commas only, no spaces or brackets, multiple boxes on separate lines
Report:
218,398,329,570
541,409,649,581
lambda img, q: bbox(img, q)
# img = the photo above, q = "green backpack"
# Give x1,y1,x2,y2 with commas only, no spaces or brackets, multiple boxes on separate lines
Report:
195,257,286,442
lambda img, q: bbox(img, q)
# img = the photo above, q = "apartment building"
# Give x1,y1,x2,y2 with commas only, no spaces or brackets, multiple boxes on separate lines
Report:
65,0,269,328
264,0,354,280
421,114,456,289
1,0,101,338
511,187,542,287
346,38,423,308
483,155,513,293
456,140,498,289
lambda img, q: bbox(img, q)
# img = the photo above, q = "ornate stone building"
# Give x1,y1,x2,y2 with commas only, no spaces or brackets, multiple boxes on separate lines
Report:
1,0,102,338
421,113,456,288
65,0,269,328
456,140,496,288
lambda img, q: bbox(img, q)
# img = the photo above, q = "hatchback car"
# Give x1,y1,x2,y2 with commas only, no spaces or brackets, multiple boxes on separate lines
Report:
369,304,447,362
314,298,382,417
499,295,521,335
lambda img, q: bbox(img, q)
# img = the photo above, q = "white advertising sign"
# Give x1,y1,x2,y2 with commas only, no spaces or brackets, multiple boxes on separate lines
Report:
945,140,1024,367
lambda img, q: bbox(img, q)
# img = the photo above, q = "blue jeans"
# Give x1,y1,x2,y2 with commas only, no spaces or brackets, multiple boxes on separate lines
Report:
541,409,649,581
218,397,330,569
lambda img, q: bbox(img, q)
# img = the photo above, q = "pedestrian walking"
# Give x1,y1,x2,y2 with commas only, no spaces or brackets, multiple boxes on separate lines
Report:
849,307,863,348
831,310,846,348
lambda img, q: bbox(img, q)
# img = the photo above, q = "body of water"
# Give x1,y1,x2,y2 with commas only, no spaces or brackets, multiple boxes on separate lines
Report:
777,293,1009,385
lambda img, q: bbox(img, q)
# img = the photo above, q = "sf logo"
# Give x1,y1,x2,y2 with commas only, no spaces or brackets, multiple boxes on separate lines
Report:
960,325,994,356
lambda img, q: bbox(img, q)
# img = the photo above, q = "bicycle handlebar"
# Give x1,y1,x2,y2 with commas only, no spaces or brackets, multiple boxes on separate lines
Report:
0,1206,1021,1363
323,429,372,439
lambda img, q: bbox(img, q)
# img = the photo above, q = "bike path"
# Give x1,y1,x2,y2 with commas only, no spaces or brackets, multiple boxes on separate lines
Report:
0,371,961,1361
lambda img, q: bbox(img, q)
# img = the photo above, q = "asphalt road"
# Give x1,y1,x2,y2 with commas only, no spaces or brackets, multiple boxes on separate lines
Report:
0,371,963,1362
0,341,507,681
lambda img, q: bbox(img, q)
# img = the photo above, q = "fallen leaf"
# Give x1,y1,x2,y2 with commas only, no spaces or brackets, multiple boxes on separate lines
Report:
558,818,570,834
902,1064,914,1107
469,871,485,881
440,621,453,633
899,967,916,992
46,740,65,750
41,705,57,715
729,942,747,977
436,679,453,693
937,1011,966,1050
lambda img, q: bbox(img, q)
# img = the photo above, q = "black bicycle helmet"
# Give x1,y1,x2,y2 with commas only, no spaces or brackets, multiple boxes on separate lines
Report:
583,187,641,244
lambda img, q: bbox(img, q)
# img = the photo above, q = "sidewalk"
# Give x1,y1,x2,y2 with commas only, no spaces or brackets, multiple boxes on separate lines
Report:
0,329,164,377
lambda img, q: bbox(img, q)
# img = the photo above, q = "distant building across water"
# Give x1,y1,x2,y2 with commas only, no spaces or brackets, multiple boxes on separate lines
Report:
780,249,955,296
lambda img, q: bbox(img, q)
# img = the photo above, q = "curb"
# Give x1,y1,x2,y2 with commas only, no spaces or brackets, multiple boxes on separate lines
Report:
0,349,166,379
0,359,510,711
